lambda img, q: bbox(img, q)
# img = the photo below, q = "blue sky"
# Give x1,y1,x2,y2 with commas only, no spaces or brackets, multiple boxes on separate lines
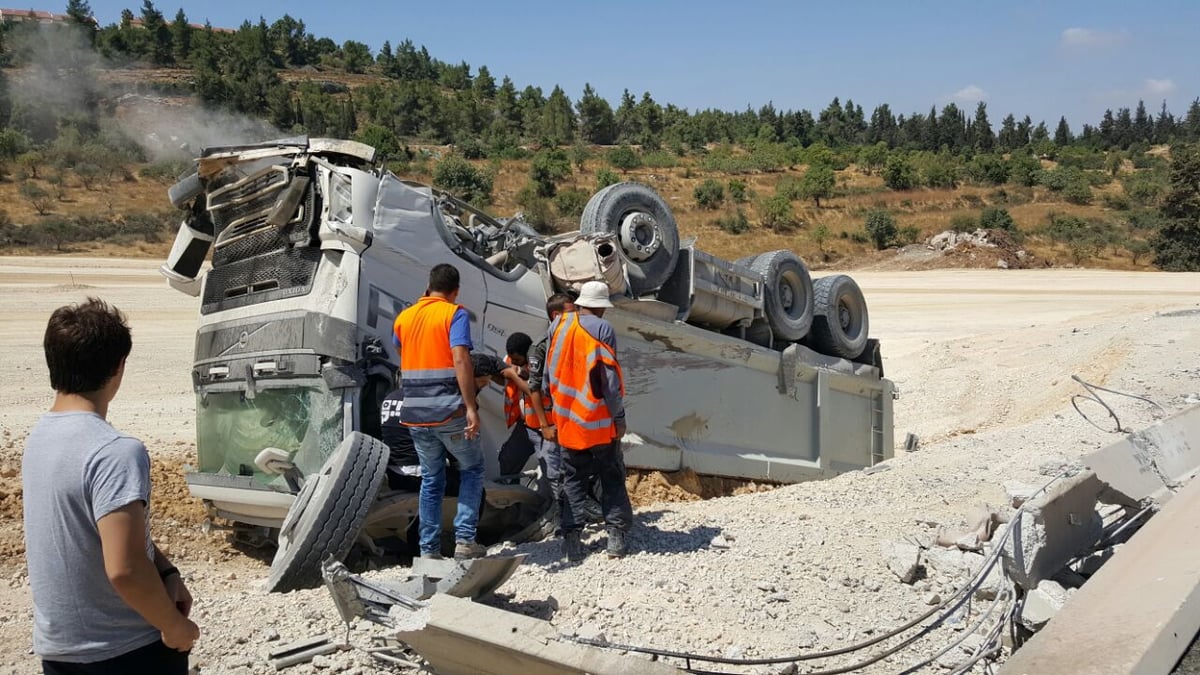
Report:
87,0,1197,130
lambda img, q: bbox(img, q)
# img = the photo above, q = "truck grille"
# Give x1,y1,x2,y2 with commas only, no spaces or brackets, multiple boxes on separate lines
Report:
208,165,319,268
202,247,323,314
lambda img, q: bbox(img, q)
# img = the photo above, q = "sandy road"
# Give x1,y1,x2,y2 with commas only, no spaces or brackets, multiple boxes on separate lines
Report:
1,256,1196,448
0,256,1197,673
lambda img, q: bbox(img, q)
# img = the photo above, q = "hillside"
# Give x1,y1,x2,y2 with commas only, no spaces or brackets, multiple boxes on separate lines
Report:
0,78,1165,270
1,7,1195,270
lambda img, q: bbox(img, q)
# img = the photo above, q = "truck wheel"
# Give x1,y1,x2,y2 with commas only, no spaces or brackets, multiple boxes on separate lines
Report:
749,250,814,342
809,275,869,360
168,172,203,210
266,432,388,593
580,183,679,296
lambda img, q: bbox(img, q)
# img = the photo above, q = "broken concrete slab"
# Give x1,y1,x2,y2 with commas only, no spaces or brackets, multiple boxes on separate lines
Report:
1084,403,1200,507
1000,474,1200,675
1000,471,1104,591
395,594,684,675
879,540,921,584
1019,580,1068,631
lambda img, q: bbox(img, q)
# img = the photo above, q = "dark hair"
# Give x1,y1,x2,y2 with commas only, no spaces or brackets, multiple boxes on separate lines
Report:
470,352,504,378
428,264,460,294
44,298,132,394
505,332,532,357
545,292,572,318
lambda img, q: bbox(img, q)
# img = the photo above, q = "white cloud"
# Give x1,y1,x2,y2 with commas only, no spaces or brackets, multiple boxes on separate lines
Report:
951,85,987,103
1143,78,1176,96
1061,27,1127,48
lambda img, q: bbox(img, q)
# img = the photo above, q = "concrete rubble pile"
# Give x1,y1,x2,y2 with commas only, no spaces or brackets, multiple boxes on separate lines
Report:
879,403,1200,669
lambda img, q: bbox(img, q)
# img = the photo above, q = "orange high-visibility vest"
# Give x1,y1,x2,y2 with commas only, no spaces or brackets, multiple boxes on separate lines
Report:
503,356,551,430
545,313,624,450
393,297,463,426
502,356,522,428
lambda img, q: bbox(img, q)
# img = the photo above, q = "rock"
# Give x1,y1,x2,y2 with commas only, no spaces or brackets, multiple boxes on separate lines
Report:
766,593,789,603
710,534,731,549
597,595,625,611
997,260,1009,269
1020,580,1069,630
263,628,281,642
880,540,922,584
756,581,777,592
1038,456,1082,477
904,432,921,452
577,623,607,643
954,533,982,552
959,633,985,655
923,592,942,605
1003,480,1039,509
924,547,969,580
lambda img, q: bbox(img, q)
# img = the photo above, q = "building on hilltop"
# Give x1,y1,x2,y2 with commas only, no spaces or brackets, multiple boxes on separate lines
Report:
0,8,93,25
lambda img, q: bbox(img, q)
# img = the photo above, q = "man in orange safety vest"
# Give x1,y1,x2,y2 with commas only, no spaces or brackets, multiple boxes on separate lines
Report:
545,281,634,560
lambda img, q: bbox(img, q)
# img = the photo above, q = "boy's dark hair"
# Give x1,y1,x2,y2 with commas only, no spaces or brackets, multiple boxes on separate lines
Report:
505,332,532,357
545,292,572,318
44,298,132,394
428,264,460,294
470,352,504,378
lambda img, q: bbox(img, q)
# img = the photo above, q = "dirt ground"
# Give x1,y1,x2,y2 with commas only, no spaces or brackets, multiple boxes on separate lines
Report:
0,256,1197,673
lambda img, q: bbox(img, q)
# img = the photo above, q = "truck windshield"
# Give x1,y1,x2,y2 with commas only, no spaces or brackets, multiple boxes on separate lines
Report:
196,382,344,485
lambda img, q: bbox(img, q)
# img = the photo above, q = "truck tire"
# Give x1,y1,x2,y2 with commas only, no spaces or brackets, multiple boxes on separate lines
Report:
749,250,814,343
580,182,679,296
809,274,870,360
168,172,204,210
266,432,388,593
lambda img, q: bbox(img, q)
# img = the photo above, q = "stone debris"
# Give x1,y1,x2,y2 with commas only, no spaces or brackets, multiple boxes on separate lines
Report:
1003,480,1039,508
1019,580,1069,630
880,540,922,584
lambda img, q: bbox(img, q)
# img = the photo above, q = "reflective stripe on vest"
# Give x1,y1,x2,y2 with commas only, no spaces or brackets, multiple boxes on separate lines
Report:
394,296,464,426
545,312,624,450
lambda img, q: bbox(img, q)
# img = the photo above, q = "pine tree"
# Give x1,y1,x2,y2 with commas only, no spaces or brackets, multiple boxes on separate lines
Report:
972,102,994,151
614,89,638,144
1153,101,1176,143
473,65,496,99
65,0,92,23
1133,100,1153,144
1054,117,1073,146
171,9,191,64
540,85,576,145
577,84,615,145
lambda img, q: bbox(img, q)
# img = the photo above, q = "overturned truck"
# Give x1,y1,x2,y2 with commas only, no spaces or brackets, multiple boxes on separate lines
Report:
160,137,894,590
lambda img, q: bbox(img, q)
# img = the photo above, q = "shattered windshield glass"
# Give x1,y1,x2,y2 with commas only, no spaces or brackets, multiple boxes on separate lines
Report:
196,381,344,485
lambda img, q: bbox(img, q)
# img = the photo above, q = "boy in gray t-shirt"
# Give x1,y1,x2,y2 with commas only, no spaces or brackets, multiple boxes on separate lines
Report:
23,299,199,674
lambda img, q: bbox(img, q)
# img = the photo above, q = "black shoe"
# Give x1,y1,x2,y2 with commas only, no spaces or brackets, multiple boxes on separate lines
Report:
606,528,627,558
562,532,585,562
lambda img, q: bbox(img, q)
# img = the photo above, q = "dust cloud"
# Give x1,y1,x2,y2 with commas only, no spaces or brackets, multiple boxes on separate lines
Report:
6,22,282,162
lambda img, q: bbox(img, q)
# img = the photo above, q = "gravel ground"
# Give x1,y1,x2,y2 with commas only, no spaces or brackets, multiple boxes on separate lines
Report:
0,257,1198,674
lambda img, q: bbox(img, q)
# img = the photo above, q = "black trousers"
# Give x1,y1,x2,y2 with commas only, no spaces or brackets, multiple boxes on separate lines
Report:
43,640,188,675
560,440,633,534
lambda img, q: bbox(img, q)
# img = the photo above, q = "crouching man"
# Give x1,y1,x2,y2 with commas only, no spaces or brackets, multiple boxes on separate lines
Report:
24,298,199,674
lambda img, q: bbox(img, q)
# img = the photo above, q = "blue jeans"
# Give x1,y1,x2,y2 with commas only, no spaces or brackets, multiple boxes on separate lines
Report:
409,416,484,555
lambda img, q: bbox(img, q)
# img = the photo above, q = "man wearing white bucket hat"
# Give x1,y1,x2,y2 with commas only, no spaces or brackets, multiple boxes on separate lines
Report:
545,280,634,560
